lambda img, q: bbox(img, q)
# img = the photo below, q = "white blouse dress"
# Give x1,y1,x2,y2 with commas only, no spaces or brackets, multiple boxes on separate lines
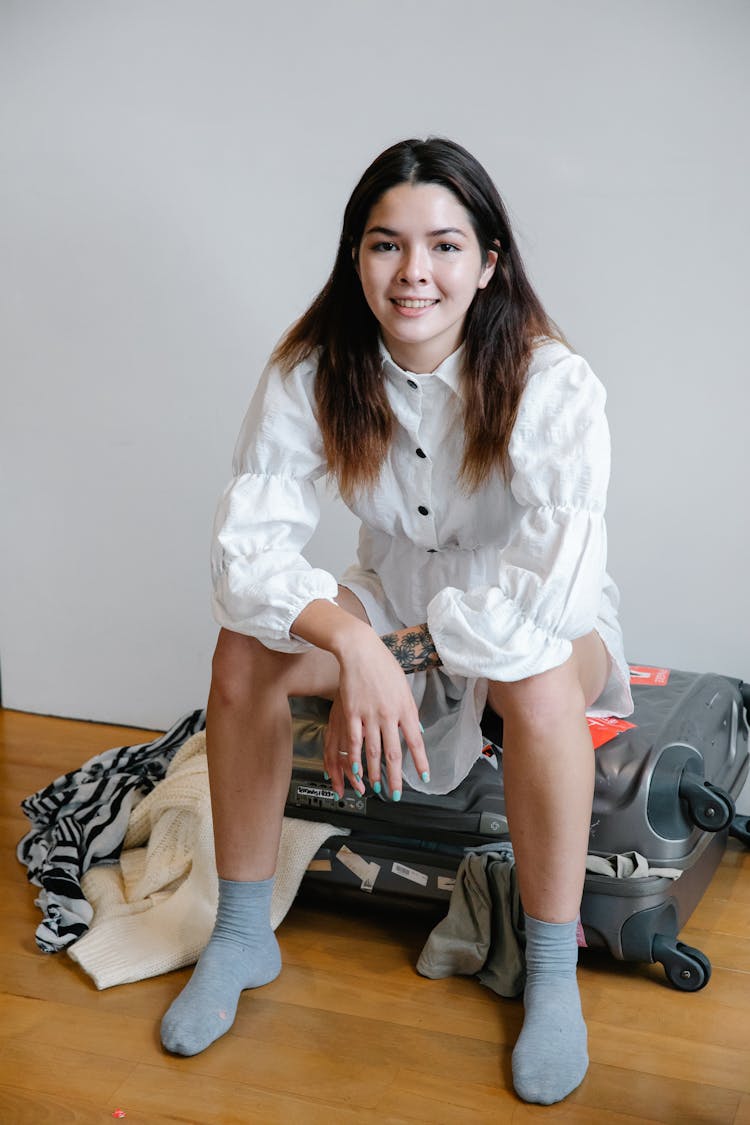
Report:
211,337,633,794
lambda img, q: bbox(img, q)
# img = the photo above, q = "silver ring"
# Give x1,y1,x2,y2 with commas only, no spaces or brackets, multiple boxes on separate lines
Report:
337,750,349,757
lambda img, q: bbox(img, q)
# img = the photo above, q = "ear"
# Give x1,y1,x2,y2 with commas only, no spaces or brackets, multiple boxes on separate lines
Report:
477,248,498,290
351,246,360,276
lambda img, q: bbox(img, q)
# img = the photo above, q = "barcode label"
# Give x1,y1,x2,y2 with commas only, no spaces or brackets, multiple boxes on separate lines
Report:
392,862,428,887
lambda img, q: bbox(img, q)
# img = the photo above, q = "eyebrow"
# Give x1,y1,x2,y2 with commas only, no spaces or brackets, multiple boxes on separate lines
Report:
364,225,468,238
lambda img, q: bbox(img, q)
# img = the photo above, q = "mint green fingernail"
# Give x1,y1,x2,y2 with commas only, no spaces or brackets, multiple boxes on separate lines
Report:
373,780,381,795
419,722,425,733
392,790,401,802
421,771,430,782
352,762,360,776
323,770,329,780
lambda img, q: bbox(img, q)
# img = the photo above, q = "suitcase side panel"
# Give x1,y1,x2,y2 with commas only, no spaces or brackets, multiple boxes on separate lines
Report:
588,673,749,860
580,828,726,961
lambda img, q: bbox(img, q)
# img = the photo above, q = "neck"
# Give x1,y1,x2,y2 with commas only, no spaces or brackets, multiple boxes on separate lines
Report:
382,336,458,375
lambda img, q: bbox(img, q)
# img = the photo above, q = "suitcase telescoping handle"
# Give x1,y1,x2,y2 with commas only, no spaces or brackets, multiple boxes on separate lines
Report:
730,814,750,846
731,682,750,845
741,681,750,718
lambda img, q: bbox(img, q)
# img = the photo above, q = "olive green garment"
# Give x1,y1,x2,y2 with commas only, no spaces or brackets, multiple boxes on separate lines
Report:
416,847,526,998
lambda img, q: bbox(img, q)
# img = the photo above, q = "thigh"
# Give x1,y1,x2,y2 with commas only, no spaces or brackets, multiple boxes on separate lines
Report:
572,630,611,708
486,630,610,720
211,585,373,704
335,584,371,625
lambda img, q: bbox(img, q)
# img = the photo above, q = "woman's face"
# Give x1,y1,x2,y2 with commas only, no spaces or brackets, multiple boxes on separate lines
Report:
356,182,497,374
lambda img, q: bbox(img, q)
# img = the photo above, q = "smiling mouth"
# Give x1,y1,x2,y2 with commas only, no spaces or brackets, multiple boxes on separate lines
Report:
391,298,439,308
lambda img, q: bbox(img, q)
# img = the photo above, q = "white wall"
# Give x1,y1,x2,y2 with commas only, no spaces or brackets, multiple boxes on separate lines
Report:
1,0,748,730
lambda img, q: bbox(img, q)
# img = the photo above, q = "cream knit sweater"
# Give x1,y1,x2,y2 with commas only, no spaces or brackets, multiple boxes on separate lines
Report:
67,731,347,989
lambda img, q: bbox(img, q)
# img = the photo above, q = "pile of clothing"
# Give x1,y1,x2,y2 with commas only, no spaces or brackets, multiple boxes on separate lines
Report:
16,711,347,989
18,711,681,996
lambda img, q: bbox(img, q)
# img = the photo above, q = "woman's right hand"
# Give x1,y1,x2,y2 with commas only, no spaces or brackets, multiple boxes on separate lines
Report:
322,631,430,801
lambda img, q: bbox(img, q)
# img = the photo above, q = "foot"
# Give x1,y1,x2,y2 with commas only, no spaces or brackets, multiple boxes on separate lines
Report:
161,876,281,1056
512,915,588,1105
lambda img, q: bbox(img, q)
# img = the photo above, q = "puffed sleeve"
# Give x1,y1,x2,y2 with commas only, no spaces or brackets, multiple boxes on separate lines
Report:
426,350,610,681
210,357,339,651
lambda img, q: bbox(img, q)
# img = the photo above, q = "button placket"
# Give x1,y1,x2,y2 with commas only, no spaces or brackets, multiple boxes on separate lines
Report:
401,372,438,550
400,375,423,446
414,436,436,547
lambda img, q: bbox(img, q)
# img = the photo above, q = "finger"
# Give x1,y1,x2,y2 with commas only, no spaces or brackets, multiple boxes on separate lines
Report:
343,717,366,794
326,715,363,796
401,717,430,783
323,726,347,800
381,723,404,802
362,721,383,795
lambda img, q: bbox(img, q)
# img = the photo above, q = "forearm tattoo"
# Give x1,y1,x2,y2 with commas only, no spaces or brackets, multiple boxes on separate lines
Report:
381,623,442,674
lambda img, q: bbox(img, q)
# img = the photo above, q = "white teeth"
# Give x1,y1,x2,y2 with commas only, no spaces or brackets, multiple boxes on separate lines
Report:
393,299,438,308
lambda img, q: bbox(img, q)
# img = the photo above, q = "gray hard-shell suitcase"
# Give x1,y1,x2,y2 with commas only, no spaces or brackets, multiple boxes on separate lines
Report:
284,667,750,990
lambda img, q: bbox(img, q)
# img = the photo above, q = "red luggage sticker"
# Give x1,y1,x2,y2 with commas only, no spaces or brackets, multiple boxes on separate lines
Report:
587,715,637,750
629,665,671,686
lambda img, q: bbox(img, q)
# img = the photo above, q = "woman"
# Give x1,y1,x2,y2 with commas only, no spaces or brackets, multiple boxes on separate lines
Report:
161,137,633,1106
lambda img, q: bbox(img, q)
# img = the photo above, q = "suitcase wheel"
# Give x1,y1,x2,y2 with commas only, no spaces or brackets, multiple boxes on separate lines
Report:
652,934,712,992
678,776,735,833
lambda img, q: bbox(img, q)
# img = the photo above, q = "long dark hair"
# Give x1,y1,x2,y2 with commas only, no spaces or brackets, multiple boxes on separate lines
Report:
272,137,563,501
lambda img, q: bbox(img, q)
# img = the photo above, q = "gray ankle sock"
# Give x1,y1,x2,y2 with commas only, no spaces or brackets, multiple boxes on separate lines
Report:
161,876,281,1056
512,914,588,1105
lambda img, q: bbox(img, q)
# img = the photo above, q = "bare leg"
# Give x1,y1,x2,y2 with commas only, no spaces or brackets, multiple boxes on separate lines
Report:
488,631,609,922
487,631,610,1105
206,636,332,879
206,585,370,879
161,587,369,1055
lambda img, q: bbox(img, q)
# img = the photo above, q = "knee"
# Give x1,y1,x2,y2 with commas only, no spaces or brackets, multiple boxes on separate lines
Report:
488,658,587,736
210,629,275,710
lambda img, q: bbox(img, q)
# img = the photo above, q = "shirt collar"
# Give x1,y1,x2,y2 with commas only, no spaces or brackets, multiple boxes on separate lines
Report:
379,339,465,400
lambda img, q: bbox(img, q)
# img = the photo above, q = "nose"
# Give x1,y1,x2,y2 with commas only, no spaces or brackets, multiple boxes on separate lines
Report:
399,245,429,285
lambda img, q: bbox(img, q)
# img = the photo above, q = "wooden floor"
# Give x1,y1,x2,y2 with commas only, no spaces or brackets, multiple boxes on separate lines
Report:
1,709,749,1125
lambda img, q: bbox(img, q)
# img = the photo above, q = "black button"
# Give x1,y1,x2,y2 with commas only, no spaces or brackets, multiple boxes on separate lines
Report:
418,505,429,516
407,379,418,389
416,448,426,458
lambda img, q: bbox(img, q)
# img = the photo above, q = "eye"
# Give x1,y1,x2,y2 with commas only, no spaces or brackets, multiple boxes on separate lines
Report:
436,242,460,253
372,241,398,252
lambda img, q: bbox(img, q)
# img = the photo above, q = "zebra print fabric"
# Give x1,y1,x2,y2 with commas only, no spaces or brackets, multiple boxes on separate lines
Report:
17,709,206,952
